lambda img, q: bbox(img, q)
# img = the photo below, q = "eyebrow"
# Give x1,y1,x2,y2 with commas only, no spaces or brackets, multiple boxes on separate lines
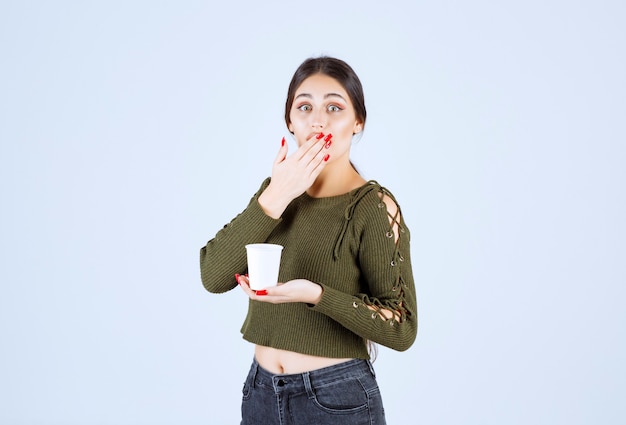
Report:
295,92,347,101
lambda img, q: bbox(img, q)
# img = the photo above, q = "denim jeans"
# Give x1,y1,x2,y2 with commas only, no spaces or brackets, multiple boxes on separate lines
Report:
241,358,387,425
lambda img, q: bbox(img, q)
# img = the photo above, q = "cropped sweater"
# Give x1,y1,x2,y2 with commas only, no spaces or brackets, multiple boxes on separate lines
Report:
199,178,417,359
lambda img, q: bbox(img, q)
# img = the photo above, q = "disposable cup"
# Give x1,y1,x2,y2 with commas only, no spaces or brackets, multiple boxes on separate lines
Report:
245,243,284,290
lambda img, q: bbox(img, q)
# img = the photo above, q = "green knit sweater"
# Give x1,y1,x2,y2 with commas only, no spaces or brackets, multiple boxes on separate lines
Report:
199,178,417,359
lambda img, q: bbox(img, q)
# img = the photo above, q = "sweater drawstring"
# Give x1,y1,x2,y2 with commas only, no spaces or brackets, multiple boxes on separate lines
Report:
333,181,380,260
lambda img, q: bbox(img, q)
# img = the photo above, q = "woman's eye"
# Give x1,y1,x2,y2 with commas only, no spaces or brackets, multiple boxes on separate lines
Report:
298,104,311,112
328,105,342,112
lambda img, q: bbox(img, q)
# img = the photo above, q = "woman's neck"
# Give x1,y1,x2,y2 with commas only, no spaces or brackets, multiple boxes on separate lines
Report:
306,161,366,198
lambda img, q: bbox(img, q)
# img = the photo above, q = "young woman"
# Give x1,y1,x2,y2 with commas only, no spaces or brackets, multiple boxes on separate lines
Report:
200,56,417,424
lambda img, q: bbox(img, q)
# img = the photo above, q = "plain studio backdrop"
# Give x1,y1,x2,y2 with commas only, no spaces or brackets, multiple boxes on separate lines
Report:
1,1,624,424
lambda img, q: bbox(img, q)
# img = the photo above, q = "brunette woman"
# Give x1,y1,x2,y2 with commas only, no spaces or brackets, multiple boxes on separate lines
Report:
200,56,417,424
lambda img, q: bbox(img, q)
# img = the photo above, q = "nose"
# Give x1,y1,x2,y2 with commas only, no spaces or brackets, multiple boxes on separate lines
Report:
311,109,326,129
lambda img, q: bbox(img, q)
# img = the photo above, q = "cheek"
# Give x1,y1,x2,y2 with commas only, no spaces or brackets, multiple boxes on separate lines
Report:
290,121,309,140
289,116,305,132
333,118,357,136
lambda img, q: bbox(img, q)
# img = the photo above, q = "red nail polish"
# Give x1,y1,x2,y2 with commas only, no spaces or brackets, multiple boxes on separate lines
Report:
235,274,240,284
324,133,332,142
324,154,330,162
316,133,325,140
281,137,285,146
256,289,268,296
324,140,332,149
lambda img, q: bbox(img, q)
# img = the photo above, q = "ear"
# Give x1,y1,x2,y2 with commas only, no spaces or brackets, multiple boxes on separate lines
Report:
353,121,363,134
288,122,294,133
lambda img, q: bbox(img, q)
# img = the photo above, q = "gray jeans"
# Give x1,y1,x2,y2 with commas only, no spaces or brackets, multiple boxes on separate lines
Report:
241,358,387,425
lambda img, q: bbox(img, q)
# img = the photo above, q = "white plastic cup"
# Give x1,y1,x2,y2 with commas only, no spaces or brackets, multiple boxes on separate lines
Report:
245,243,284,290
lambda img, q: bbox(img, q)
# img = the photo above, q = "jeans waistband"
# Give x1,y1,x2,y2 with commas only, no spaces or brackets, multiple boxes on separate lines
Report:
250,358,376,395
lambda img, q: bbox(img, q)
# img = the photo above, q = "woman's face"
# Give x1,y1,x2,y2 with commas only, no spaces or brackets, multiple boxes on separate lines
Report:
288,74,362,159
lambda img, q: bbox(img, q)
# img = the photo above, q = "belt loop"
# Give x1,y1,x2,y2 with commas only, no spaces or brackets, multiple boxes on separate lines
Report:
251,359,259,389
302,371,315,399
366,359,376,378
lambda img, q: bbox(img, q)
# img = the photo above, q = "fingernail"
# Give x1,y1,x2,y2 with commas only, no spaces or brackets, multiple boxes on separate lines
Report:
324,154,330,162
324,133,332,142
324,140,332,149
281,137,285,146
256,290,268,296
316,132,325,140
235,274,240,284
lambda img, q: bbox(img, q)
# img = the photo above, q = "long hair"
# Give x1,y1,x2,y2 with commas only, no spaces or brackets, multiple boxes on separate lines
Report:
368,341,378,362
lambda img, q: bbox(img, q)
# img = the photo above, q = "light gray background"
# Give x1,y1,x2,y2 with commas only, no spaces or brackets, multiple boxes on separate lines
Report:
1,1,624,424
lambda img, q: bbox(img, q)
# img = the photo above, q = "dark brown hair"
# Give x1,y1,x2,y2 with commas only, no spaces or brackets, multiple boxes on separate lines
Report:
284,56,367,132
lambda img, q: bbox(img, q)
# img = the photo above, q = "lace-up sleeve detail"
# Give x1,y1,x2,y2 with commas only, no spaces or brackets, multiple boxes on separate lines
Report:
312,182,418,352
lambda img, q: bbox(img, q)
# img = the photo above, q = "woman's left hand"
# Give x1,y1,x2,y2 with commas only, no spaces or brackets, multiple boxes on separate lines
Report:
236,275,323,305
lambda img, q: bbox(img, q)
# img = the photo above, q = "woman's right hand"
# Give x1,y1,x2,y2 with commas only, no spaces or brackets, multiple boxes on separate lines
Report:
257,133,332,218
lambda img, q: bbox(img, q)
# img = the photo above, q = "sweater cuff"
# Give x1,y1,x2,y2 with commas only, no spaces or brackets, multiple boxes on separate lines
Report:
235,198,282,238
310,283,355,318
252,197,283,226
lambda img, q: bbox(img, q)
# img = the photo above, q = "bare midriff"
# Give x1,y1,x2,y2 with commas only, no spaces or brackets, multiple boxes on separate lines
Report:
255,345,354,375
